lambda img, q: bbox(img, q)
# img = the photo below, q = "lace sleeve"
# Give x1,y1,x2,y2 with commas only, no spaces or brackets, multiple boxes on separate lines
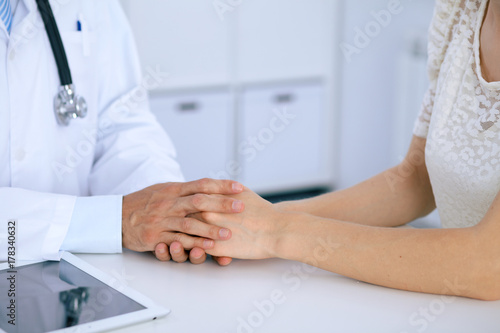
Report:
413,0,461,138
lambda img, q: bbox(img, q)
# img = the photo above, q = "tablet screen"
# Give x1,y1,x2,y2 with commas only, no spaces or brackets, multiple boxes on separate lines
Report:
0,259,146,333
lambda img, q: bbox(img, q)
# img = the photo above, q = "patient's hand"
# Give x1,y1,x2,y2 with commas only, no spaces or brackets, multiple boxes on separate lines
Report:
197,188,285,260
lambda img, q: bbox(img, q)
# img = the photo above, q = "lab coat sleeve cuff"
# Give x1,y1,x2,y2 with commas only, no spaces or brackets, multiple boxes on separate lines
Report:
61,195,123,254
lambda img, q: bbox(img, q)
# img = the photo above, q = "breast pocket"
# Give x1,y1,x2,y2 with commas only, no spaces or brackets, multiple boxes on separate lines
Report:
61,31,98,75
60,31,99,126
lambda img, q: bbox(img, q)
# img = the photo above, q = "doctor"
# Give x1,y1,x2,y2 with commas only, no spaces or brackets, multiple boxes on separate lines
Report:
0,0,240,264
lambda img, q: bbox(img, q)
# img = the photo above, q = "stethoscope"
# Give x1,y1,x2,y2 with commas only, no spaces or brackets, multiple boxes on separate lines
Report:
36,0,87,126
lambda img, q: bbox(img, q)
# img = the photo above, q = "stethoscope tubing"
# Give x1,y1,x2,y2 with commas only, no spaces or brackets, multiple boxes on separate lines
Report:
36,0,72,86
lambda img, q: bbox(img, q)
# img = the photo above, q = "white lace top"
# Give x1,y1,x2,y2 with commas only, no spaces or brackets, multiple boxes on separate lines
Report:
414,0,500,228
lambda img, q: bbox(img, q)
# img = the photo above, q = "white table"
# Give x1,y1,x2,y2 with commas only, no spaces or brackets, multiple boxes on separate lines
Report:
78,250,500,333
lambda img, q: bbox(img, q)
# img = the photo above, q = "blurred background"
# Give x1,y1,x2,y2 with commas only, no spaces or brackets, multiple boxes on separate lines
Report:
119,0,439,226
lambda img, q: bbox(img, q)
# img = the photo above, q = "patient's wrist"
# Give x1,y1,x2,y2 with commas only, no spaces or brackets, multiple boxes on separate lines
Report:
271,211,306,260
274,200,301,213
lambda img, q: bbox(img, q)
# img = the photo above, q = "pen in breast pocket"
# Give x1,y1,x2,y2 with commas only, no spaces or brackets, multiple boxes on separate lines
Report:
77,13,90,56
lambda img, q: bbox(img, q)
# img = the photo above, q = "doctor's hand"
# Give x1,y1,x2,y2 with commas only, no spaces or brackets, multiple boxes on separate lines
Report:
153,242,233,266
122,179,244,263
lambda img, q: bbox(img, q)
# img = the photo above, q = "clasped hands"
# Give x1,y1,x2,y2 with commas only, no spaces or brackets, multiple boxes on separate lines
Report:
122,178,281,265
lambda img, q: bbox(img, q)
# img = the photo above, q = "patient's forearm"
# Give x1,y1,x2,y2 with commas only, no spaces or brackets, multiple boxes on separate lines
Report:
278,168,433,227
275,213,497,300
277,137,435,227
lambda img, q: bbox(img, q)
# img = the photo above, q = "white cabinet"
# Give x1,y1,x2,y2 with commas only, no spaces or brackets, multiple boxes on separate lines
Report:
121,0,338,88
239,82,330,193
120,0,339,194
149,90,234,181
124,0,231,89
235,0,335,83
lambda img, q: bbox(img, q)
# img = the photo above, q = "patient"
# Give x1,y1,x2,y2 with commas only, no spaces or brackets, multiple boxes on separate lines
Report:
181,0,500,300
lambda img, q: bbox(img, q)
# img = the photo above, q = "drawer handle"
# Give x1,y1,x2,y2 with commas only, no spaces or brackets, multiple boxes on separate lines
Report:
274,93,294,104
177,102,199,112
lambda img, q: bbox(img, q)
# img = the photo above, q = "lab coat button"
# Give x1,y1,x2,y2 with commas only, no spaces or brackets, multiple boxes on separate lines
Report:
9,50,15,61
15,149,26,161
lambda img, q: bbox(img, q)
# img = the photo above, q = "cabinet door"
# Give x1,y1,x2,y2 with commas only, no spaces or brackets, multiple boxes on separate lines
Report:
149,91,234,181
236,0,336,83
122,0,231,89
239,82,330,194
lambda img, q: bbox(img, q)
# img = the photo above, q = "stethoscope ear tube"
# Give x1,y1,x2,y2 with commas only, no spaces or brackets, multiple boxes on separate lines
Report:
36,0,72,86
36,0,87,126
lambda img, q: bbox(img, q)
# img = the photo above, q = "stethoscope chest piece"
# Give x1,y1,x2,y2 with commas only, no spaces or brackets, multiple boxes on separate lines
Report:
37,0,87,126
54,84,88,126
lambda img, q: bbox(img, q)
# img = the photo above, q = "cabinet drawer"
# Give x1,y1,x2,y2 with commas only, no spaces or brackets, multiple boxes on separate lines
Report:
150,90,234,181
239,82,331,193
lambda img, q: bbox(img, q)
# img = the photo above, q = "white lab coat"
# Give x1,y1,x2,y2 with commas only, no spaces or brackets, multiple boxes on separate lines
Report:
0,0,183,261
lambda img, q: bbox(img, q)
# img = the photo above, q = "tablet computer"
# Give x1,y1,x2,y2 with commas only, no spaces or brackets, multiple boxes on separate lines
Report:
0,252,169,333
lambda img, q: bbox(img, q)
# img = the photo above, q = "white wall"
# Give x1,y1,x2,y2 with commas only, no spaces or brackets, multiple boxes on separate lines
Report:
337,0,435,189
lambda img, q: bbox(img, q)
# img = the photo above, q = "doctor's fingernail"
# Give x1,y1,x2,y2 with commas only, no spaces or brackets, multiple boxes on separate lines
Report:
219,228,230,238
232,182,243,192
203,239,214,248
192,249,203,259
232,200,244,212
157,247,166,254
